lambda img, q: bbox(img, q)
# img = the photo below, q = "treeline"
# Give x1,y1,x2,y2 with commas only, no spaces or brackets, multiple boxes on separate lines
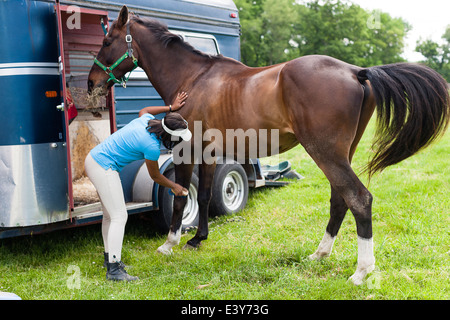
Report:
235,0,449,81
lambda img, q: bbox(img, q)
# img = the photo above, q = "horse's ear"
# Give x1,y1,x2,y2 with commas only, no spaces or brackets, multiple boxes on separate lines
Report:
117,5,129,29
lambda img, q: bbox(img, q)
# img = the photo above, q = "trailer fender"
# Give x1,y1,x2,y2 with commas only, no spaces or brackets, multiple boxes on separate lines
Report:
124,153,173,206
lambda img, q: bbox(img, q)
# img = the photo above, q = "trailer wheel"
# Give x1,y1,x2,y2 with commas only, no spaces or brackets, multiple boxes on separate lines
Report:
209,163,248,216
154,169,199,233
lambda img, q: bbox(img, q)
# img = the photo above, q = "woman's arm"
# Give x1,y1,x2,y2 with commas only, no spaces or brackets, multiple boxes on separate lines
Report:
138,92,188,117
145,159,188,196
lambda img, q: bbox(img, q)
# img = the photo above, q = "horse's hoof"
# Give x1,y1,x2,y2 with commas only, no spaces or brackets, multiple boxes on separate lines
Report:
182,243,198,250
156,246,173,255
308,251,329,260
348,274,363,286
348,264,375,285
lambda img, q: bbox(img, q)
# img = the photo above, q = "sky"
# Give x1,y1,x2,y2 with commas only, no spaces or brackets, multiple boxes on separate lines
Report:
349,0,450,61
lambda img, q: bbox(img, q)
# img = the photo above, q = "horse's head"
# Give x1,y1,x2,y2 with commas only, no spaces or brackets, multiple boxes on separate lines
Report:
88,6,139,94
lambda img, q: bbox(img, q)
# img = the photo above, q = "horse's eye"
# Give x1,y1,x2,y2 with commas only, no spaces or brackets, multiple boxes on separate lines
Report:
103,41,111,48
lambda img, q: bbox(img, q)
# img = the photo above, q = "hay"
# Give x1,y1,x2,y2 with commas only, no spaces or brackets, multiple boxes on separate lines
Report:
69,86,106,111
73,176,99,205
67,83,108,206
71,121,100,180
71,121,101,206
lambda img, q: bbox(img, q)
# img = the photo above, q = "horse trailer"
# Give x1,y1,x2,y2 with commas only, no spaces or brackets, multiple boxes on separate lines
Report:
0,0,298,239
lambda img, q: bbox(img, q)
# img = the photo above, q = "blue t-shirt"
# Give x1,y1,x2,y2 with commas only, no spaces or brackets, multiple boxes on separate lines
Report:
90,114,161,172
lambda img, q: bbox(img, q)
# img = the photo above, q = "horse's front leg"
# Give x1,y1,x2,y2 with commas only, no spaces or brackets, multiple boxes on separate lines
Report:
184,162,216,249
157,163,194,255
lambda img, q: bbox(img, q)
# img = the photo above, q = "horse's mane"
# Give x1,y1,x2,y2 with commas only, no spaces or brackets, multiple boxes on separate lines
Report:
131,16,222,60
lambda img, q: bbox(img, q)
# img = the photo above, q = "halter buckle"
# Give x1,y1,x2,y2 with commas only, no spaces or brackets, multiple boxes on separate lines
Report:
125,34,132,43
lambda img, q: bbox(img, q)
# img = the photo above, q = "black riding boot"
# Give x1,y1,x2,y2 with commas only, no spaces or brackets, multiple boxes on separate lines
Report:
104,252,127,269
106,262,138,282
103,252,109,268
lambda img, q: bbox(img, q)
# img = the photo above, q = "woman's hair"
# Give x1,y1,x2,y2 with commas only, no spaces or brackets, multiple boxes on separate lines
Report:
147,113,188,149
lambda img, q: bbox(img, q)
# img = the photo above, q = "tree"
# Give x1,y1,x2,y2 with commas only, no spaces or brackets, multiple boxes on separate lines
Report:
235,0,265,67
290,0,372,66
236,0,296,66
235,0,410,67
364,10,410,66
416,26,450,82
260,0,297,65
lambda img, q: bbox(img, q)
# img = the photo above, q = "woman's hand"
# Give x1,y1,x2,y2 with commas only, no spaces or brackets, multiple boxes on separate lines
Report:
138,92,188,117
146,160,188,196
170,92,188,111
171,184,189,197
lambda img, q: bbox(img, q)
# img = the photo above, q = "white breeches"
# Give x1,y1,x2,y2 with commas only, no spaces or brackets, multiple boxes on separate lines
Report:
85,153,128,263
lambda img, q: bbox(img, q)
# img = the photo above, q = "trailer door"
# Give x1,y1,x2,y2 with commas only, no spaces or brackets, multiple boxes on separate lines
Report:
54,2,112,214
0,1,70,228
54,1,73,212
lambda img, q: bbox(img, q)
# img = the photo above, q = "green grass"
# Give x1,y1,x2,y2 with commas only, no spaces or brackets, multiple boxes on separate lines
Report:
1,119,449,300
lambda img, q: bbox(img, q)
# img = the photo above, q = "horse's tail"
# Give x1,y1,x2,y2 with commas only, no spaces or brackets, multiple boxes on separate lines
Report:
357,63,450,177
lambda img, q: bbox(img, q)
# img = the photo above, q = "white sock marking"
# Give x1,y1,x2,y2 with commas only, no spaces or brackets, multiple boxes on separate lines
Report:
309,232,336,260
157,229,181,255
349,236,375,285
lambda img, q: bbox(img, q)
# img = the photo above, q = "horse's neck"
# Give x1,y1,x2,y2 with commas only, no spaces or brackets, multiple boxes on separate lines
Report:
138,41,210,104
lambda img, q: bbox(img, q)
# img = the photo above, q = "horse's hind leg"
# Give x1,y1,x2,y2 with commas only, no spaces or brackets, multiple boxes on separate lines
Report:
309,120,371,260
307,151,375,284
290,99,375,284
299,81,376,283
309,187,348,260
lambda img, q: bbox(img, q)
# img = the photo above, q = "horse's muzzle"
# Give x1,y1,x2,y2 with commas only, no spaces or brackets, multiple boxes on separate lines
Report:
87,79,94,94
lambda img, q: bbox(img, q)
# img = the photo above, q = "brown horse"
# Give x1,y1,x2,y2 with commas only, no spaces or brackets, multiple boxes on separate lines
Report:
88,6,449,285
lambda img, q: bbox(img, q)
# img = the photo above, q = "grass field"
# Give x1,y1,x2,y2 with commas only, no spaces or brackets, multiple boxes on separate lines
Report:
0,119,449,300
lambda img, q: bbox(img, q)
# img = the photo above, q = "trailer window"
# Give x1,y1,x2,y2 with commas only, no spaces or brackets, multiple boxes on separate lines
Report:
184,36,220,55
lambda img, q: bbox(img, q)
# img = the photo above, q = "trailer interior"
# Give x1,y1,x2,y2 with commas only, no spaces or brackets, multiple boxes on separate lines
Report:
57,5,115,216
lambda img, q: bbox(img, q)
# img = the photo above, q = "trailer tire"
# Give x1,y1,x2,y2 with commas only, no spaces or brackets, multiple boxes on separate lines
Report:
209,163,248,216
154,169,199,234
